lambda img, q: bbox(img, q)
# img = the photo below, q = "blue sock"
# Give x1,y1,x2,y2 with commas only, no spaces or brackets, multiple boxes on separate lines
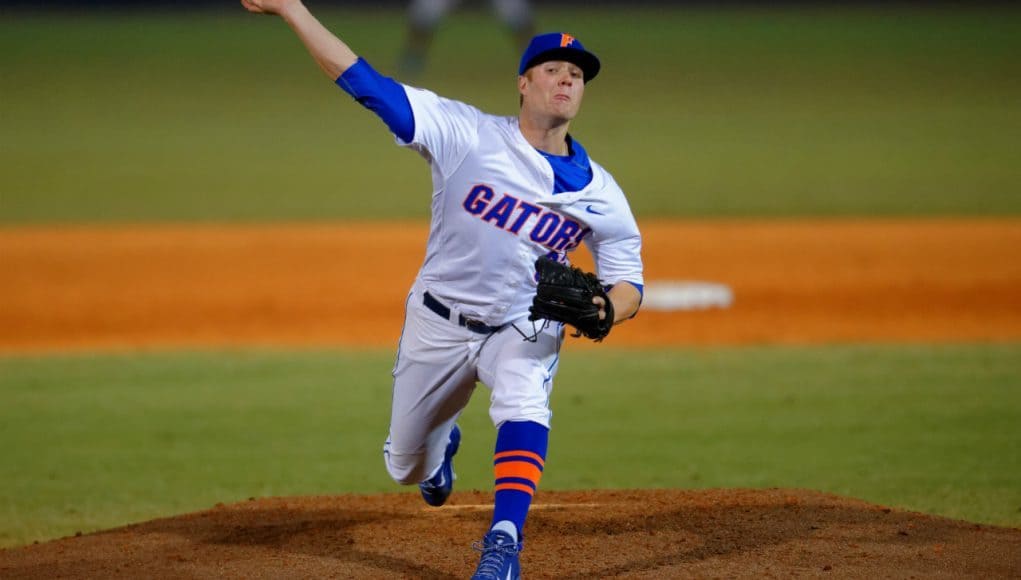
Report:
491,420,549,540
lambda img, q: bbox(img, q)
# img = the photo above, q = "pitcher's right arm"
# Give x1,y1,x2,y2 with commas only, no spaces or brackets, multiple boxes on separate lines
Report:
241,0,357,80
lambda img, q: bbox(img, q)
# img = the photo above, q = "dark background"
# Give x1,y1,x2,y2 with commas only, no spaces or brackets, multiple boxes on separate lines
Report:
1,0,1002,8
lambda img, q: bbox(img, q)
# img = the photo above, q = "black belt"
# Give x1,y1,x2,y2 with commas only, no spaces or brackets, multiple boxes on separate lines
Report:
423,291,502,334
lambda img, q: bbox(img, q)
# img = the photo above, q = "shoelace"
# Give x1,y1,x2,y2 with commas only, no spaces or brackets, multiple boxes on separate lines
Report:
471,540,520,578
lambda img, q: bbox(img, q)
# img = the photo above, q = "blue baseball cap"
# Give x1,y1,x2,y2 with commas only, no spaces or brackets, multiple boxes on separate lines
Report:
519,32,601,82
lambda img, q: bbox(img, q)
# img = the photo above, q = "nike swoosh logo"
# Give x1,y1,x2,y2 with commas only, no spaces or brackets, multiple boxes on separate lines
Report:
585,205,604,215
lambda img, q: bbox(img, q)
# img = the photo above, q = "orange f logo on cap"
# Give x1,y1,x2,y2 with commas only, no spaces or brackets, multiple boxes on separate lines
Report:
560,33,576,47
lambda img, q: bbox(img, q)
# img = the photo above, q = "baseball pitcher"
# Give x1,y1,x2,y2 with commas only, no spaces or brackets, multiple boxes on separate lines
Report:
241,1,644,578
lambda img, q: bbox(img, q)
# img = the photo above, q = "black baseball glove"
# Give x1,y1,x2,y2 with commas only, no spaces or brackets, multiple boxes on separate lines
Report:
529,256,614,342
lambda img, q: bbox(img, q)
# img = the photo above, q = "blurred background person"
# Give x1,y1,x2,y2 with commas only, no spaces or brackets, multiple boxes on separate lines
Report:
398,0,535,79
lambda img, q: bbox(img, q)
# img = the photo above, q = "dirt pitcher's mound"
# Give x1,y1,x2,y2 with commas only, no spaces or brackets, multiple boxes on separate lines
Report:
2,489,1018,579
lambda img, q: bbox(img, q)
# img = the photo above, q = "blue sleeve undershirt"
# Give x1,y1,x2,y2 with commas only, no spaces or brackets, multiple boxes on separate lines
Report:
335,58,415,143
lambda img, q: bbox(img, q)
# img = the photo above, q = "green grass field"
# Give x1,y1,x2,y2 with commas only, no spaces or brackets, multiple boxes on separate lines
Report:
2,6,1019,222
2,4,1019,551
2,345,1019,547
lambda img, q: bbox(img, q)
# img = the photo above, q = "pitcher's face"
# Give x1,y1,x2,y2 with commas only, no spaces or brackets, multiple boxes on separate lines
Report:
519,60,586,123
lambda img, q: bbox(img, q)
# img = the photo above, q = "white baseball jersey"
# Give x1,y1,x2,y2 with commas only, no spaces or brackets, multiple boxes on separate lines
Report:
398,85,644,326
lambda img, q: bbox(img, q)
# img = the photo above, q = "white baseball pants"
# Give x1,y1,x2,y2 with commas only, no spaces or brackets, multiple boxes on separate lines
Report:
383,282,563,485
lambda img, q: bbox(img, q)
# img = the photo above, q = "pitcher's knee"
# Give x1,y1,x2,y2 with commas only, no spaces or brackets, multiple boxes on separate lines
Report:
384,449,429,485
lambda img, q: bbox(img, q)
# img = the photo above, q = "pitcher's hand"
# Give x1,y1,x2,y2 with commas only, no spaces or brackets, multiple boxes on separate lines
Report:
240,0,300,16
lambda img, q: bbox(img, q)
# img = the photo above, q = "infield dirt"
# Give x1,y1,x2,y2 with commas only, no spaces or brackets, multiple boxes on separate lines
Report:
3,219,1020,352
2,219,1020,577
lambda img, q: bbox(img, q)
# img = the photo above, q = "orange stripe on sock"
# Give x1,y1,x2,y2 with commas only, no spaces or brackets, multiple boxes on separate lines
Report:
494,460,543,484
493,450,545,467
495,482,535,495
